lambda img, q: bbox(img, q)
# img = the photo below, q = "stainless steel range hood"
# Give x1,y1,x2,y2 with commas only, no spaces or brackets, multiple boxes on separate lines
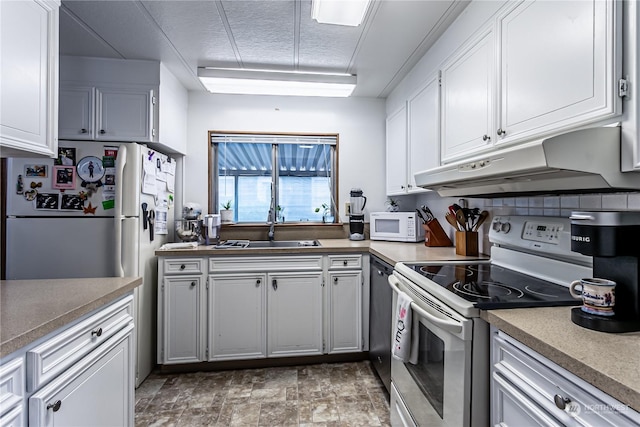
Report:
414,127,640,197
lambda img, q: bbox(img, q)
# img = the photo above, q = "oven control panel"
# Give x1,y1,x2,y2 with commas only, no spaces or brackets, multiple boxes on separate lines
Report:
522,221,563,245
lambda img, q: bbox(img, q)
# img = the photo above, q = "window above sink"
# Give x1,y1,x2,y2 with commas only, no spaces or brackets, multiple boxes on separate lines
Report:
210,132,339,224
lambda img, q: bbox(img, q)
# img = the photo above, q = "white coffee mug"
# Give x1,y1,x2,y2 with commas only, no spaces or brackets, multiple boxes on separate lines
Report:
570,278,616,316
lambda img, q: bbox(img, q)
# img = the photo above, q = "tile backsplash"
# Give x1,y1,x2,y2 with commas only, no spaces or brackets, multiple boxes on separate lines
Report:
408,191,640,255
484,192,640,217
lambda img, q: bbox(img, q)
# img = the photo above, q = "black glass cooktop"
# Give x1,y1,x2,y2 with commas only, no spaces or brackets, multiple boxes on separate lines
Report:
406,263,581,310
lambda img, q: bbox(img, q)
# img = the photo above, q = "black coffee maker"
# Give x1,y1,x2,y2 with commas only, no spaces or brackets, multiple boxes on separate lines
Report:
570,211,640,333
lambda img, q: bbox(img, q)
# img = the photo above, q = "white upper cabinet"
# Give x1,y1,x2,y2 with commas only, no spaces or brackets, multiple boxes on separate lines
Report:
58,56,187,154
96,87,154,142
0,0,59,158
386,73,441,196
407,74,441,192
441,26,495,162
439,0,621,164
385,105,408,195
497,0,620,145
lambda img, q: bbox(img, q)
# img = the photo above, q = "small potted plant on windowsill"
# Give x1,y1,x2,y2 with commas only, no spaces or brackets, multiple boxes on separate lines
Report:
276,205,285,222
315,203,334,223
220,200,234,224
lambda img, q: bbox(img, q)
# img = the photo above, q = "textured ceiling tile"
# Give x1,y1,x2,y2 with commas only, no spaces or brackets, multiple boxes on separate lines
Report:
297,0,363,73
141,0,239,67
221,0,296,69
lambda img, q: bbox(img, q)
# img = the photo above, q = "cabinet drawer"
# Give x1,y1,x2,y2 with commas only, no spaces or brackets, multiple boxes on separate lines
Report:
0,357,24,416
26,295,133,392
327,255,362,270
209,256,323,272
493,331,640,426
163,258,204,275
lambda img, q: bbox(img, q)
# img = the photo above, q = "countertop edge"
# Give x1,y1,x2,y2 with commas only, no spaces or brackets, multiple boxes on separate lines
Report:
1,277,142,359
481,310,640,413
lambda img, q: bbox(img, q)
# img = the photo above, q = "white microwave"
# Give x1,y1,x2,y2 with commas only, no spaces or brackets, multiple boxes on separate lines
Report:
370,212,425,242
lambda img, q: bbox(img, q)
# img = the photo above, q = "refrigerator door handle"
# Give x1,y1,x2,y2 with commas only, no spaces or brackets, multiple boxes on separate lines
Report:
114,144,128,277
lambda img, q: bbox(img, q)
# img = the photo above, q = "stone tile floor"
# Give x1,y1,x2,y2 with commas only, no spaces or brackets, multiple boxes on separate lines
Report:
135,361,390,426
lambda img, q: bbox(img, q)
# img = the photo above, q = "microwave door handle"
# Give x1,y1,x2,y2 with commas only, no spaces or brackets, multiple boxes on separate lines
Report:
388,275,463,335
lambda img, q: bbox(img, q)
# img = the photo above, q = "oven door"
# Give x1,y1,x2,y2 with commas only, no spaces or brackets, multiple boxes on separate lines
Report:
389,273,474,427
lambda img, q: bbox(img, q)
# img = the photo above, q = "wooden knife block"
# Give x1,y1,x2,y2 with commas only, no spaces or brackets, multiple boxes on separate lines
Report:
423,220,453,247
455,231,479,256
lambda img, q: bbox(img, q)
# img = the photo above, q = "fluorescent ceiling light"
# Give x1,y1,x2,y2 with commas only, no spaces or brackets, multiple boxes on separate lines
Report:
312,0,371,26
198,68,357,97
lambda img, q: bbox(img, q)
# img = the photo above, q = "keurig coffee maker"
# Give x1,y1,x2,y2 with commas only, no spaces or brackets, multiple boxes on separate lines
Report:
570,211,640,332
349,188,367,241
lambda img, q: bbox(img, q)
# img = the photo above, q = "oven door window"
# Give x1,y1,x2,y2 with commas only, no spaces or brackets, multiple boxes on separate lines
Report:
406,322,445,418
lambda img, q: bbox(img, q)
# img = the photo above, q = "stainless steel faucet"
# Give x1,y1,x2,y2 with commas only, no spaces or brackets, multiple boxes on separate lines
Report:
267,185,276,240
267,207,275,241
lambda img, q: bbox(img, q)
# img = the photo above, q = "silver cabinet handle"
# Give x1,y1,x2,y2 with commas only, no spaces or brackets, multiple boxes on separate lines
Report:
497,128,506,136
91,327,103,337
377,270,384,276
333,277,339,284
81,128,88,134
272,279,277,291
482,134,490,141
554,394,571,410
343,260,348,266
256,279,261,287
47,400,62,412
180,264,186,270
190,281,196,288
100,129,106,134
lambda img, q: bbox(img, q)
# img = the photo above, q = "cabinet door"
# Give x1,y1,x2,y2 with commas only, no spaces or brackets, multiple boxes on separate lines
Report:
407,74,440,192
162,276,204,364
327,271,362,354
0,0,58,157
441,26,495,162
386,105,408,195
96,87,153,142
29,326,134,427
58,86,94,140
267,272,323,357
498,0,619,145
209,274,267,361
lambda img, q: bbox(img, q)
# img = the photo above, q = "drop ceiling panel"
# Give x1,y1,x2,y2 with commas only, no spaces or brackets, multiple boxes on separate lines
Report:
298,0,363,72
221,0,296,68
140,0,238,68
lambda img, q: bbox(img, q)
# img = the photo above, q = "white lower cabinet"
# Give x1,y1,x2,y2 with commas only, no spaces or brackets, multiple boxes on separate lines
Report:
161,276,205,364
209,273,267,360
267,272,323,357
0,294,135,427
491,329,640,426
327,271,362,354
159,253,368,365
29,325,134,427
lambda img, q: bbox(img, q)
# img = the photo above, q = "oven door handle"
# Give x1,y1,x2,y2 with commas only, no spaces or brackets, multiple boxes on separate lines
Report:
388,275,463,335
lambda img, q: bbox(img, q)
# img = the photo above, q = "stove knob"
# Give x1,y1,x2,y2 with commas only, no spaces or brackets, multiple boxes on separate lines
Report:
500,222,511,233
492,221,502,232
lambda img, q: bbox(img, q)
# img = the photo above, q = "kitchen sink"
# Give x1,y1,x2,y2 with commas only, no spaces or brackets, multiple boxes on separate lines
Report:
247,240,321,248
214,239,321,249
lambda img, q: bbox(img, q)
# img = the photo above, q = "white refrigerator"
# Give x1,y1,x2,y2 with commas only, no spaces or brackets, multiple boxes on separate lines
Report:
5,140,177,387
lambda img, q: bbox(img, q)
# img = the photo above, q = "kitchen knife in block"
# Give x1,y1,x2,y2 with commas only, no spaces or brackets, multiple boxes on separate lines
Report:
455,231,478,256
423,219,453,247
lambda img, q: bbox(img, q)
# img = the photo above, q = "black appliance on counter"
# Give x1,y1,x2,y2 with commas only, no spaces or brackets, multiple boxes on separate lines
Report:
570,211,640,332
369,255,392,393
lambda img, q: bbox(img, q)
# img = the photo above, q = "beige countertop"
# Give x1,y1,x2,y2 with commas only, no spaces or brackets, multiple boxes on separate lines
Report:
482,307,640,412
156,238,489,265
0,277,142,359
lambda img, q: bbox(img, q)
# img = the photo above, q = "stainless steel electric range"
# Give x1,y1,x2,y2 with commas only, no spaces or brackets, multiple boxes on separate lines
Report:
389,215,592,427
